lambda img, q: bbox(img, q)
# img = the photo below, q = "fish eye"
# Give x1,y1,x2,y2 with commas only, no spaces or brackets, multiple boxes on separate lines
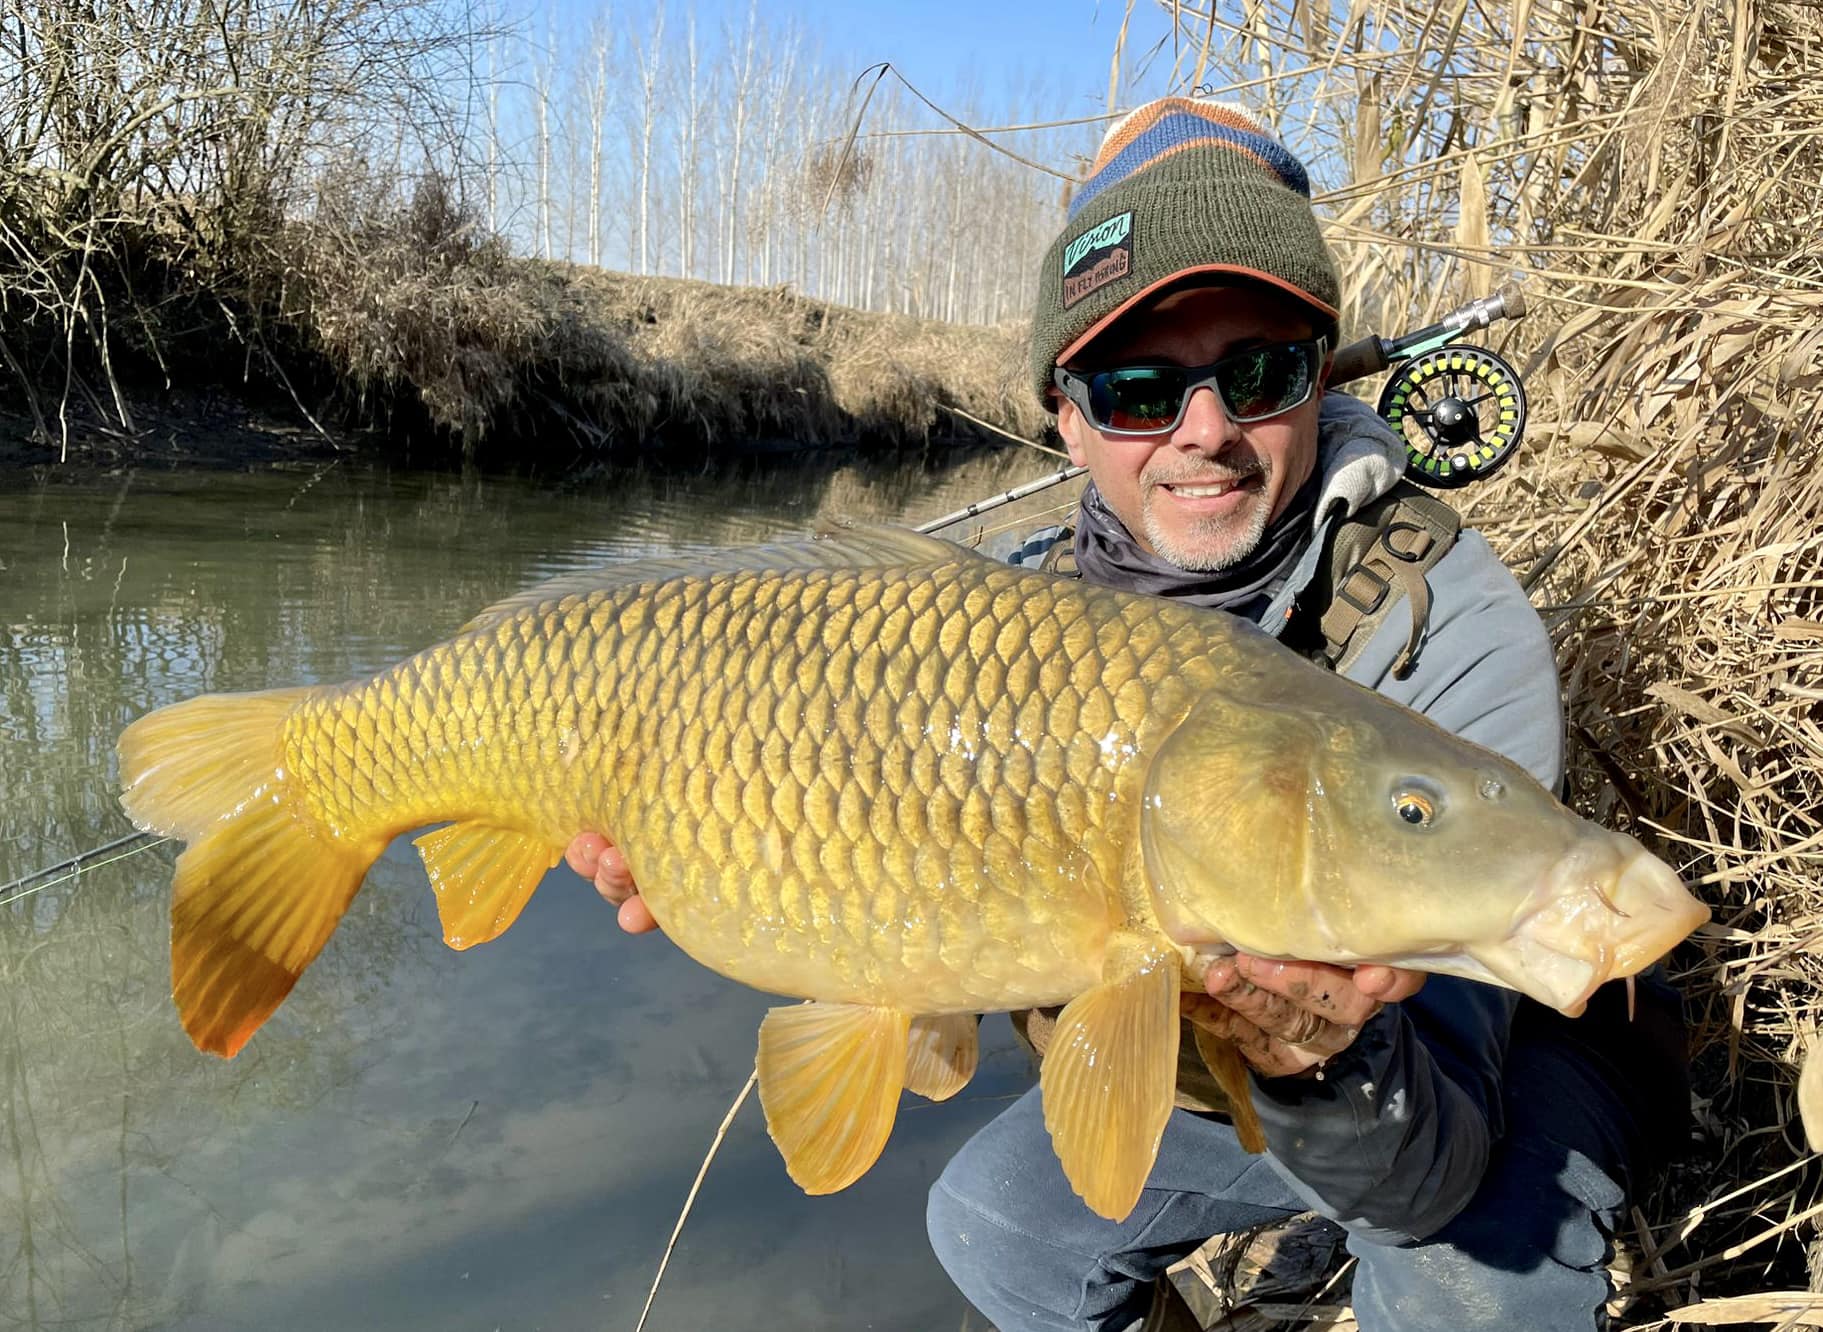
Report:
1392,790,1435,827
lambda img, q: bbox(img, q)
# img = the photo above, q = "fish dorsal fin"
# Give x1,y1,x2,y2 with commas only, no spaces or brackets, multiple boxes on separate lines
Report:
905,1014,979,1102
413,821,564,950
756,1001,911,1195
456,525,970,636
1040,931,1182,1221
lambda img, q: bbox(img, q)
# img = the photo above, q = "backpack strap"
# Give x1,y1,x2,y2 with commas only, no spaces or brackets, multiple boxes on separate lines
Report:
1315,482,1461,679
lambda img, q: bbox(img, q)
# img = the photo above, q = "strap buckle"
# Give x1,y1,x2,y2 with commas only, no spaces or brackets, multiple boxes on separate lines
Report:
1336,563,1390,616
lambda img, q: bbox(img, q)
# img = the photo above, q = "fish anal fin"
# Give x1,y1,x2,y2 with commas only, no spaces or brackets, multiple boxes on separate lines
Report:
1191,1025,1268,1154
905,1014,979,1101
414,822,564,950
1040,932,1181,1221
757,1002,910,1195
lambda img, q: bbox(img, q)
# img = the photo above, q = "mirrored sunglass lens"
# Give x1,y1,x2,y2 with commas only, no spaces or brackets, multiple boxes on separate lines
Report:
1220,345,1309,420
1091,369,1186,431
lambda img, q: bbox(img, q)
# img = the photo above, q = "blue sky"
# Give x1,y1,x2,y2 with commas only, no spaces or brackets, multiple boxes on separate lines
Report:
536,0,1187,125
767,0,1179,110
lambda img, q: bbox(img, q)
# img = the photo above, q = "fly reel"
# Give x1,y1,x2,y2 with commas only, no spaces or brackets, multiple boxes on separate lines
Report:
1328,284,1532,491
1377,344,1527,490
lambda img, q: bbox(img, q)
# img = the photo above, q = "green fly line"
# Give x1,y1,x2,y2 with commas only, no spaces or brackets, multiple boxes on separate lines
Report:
0,833,172,909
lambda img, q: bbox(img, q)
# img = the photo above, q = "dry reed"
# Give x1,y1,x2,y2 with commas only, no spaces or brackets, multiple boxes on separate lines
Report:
1135,0,1823,1323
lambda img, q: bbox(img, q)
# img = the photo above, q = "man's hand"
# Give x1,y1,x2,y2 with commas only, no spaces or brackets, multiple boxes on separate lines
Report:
1181,955,1425,1079
565,833,660,934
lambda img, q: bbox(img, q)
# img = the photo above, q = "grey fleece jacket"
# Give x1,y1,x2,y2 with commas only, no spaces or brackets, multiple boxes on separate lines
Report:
1011,391,1564,1245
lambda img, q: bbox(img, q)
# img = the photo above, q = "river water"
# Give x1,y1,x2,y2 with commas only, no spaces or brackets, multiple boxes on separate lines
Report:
0,447,1082,1332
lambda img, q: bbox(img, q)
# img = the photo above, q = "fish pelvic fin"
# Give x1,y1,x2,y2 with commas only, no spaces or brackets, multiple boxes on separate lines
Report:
1040,931,1182,1221
414,822,563,949
756,1002,910,1195
904,1014,979,1102
1189,1025,1267,1153
117,688,382,1058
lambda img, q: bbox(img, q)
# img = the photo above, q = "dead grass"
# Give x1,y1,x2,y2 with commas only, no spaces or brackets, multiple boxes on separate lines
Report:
84,170,1042,459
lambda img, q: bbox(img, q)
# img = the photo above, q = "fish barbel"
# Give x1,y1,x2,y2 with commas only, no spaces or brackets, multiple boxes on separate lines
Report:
117,527,1707,1220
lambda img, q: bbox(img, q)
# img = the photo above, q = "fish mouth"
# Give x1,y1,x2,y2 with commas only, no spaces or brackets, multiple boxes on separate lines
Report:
1470,841,1709,1017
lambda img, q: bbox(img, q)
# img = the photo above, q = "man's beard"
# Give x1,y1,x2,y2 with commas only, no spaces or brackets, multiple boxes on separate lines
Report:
1138,460,1274,573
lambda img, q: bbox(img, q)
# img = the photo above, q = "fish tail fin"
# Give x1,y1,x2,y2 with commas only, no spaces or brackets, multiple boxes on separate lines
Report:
119,688,382,1058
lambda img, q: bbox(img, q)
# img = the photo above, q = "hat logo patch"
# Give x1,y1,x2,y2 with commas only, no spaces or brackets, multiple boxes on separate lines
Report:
1062,211,1134,308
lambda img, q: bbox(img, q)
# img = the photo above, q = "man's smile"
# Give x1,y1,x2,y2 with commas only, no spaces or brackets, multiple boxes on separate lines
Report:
1164,480,1241,498
1159,477,1254,496
1151,473,1265,513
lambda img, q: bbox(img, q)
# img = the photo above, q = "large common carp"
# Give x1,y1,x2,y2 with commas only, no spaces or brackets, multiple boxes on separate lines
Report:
118,527,1707,1221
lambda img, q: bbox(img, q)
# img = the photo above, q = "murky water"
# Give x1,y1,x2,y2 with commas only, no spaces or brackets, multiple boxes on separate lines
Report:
0,448,1082,1331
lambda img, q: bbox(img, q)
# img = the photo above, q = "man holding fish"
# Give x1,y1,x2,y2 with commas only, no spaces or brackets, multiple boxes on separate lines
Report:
568,98,1692,1331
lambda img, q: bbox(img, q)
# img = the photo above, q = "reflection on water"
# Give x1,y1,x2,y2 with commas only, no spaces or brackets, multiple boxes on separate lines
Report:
0,449,1081,1331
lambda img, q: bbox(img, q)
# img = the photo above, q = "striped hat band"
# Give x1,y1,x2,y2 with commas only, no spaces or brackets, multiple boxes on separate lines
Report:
1069,101,1312,221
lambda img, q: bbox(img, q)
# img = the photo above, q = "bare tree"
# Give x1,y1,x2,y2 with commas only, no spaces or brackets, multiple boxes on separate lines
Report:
673,12,701,279
585,15,612,268
717,0,760,285
0,0,487,449
632,3,666,275
759,26,802,286
485,2,503,232
534,36,554,259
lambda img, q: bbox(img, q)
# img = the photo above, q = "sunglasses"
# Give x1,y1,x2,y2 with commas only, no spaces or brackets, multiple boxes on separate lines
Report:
1053,336,1328,436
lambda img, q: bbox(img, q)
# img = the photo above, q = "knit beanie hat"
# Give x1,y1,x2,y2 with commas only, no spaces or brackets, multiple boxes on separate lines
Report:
1030,98,1340,406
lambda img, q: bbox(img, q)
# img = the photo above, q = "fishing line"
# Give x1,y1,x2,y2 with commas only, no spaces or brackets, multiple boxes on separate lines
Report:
0,833,171,909
635,1065,760,1332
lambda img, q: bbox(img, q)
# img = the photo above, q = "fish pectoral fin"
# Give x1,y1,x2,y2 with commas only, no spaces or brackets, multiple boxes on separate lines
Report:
905,1014,979,1101
413,822,563,950
1039,932,1182,1221
756,1002,911,1196
1189,1024,1267,1154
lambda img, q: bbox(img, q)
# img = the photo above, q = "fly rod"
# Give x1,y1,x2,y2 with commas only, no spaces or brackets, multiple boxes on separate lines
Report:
914,464,1087,535
0,830,155,899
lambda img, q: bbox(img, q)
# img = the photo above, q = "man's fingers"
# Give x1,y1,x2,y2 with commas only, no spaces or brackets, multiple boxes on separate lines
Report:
563,832,658,935
1232,956,1386,1029
1353,964,1427,1003
618,895,660,934
1206,966,1354,1057
594,843,637,899
1180,994,1313,1079
565,832,608,879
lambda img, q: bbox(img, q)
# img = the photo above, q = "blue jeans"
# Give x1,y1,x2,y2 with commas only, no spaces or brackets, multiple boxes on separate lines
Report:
928,1035,1631,1331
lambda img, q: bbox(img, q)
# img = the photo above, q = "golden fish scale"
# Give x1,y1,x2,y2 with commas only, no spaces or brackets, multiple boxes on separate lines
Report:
282,556,1240,1014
